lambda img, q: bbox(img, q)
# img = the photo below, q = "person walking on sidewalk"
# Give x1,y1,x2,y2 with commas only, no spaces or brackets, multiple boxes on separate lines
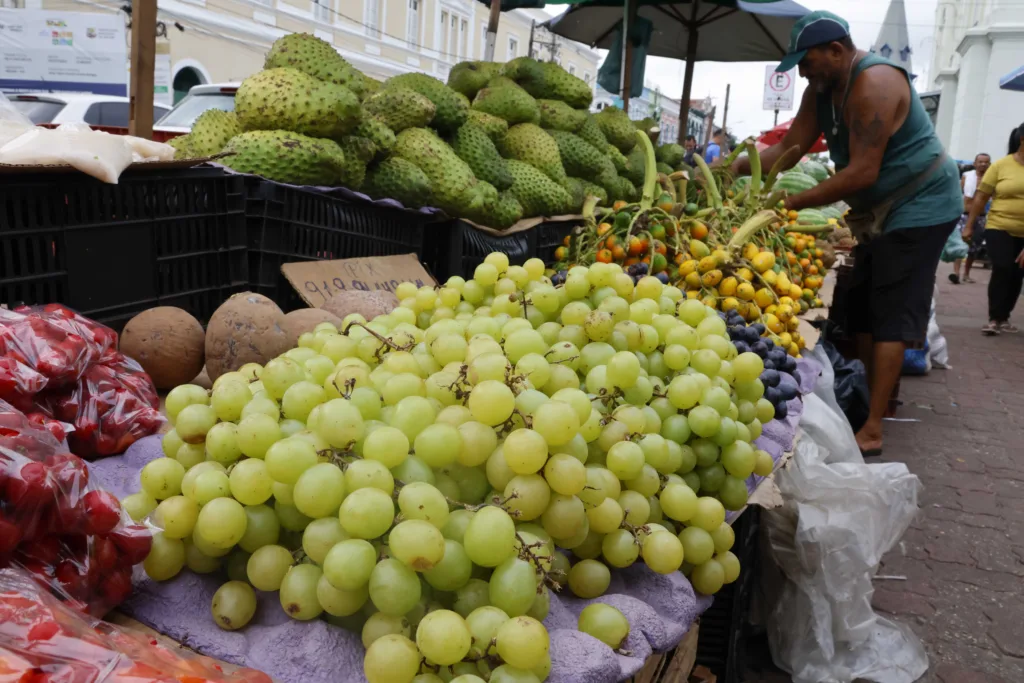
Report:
730,10,962,457
950,153,991,284
963,123,1024,336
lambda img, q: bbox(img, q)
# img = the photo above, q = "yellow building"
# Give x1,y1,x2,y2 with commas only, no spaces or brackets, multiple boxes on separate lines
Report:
36,0,599,104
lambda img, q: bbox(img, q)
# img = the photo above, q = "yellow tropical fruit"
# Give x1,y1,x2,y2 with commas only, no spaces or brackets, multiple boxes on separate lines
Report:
778,296,794,307
680,259,699,276
711,249,730,266
761,270,777,286
787,317,800,331
684,272,702,290
751,252,775,273
721,296,740,312
701,269,723,287
736,282,755,301
802,288,815,301
764,313,784,334
789,283,803,300
701,295,718,309
754,288,774,309
776,304,794,322
736,267,754,282
788,342,800,356
686,290,700,299
719,276,738,297
742,242,759,261
778,331,792,347
689,240,711,259
697,256,718,274
765,304,778,317
742,303,761,321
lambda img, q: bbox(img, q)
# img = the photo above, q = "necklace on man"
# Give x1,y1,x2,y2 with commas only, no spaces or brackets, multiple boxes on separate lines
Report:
831,55,861,136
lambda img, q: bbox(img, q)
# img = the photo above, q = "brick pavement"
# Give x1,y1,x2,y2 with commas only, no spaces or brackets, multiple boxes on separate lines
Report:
745,262,1024,683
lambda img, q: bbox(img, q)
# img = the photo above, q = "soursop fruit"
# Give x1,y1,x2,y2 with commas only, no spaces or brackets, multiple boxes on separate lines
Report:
499,123,567,187
222,131,345,186
472,87,540,126
535,62,593,109
188,109,240,156
547,130,616,179
468,191,524,230
634,117,659,134
656,143,685,167
467,110,508,141
606,143,629,173
168,134,198,160
337,136,376,190
235,68,360,139
578,179,609,206
506,159,573,218
362,87,435,132
501,57,546,94
656,162,673,175
364,157,432,208
450,123,512,191
355,117,395,159
577,115,609,151
594,106,637,153
487,76,524,91
392,127,481,215
538,99,586,132
623,144,647,187
264,33,367,98
613,176,638,202
385,73,468,133
564,178,585,213
359,75,382,101
448,61,501,99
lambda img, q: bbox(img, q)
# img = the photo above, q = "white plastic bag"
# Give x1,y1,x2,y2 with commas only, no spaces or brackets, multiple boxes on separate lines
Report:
0,91,34,146
124,135,175,162
0,122,133,183
927,289,949,369
760,358,928,683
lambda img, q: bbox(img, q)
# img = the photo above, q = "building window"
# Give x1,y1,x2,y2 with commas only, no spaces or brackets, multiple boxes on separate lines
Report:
365,0,381,37
460,19,468,58
584,72,592,85
568,64,576,76
407,0,420,47
480,21,488,58
508,37,518,59
313,0,331,22
440,11,449,56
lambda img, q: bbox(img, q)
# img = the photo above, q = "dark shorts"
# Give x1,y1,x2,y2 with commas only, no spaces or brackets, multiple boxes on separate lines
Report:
847,220,957,344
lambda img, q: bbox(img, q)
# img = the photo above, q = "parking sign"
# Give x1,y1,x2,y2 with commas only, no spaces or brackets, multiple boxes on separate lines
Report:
763,65,795,111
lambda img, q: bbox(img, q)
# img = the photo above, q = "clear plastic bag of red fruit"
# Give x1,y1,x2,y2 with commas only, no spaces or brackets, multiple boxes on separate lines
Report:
0,566,272,683
0,304,164,457
0,400,152,617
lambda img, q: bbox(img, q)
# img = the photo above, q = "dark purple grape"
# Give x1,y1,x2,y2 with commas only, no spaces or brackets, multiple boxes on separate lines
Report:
764,386,781,405
752,341,768,355
733,341,750,353
760,369,780,387
783,357,797,373
751,323,766,336
774,400,789,420
656,272,669,284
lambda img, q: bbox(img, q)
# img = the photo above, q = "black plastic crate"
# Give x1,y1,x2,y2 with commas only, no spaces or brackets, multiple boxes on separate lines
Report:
0,166,248,332
426,218,581,282
696,506,761,683
243,178,440,310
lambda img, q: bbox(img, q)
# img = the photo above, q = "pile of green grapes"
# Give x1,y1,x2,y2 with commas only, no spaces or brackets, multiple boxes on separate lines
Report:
122,253,778,683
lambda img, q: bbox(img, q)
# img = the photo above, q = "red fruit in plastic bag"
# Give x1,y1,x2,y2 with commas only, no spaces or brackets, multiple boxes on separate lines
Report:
91,536,119,573
0,513,23,553
54,559,87,597
5,461,54,508
47,452,89,493
18,535,60,565
81,490,121,536
99,568,133,606
109,525,152,565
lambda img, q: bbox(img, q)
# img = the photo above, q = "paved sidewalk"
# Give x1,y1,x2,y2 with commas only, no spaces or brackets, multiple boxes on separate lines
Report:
744,263,1024,683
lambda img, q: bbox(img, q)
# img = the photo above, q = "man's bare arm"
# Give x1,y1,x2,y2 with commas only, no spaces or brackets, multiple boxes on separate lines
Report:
785,66,905,211
731,88,820,175
962,190,990,241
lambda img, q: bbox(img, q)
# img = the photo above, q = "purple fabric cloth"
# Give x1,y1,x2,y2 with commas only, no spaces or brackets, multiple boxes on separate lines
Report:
89,356,823,683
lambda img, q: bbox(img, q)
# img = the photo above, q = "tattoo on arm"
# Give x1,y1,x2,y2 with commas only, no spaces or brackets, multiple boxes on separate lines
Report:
851,110,886,148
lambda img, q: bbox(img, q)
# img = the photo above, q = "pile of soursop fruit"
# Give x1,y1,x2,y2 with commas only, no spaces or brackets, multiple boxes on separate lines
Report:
172,33,691,230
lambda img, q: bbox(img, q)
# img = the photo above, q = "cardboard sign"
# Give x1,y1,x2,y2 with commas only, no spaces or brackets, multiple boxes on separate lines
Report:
281,254,437,308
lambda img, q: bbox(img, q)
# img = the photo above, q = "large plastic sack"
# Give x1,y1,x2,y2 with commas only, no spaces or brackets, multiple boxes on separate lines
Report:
0,399,153,617
0,122,134,183
940,225,968,263
759,360,927,683
124,135,175,162
926,291,949,369
900,341,930,376
0,566,272,683
818,339,870,434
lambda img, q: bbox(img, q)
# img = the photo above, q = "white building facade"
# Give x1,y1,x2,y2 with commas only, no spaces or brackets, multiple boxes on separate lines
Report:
929,0,1024,160
19,0,599,105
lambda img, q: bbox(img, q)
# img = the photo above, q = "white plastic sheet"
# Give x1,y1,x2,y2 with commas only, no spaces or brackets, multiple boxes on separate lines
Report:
927,289,949,369
760,345,928,683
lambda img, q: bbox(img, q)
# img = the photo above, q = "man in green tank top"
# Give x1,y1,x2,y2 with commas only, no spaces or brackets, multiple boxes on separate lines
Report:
732,10,962,458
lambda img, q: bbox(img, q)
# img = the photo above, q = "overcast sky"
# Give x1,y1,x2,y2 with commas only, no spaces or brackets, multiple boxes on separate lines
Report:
543,0,941,140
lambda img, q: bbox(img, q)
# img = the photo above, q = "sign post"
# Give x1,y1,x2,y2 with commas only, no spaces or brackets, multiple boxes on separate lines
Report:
763,65,796,118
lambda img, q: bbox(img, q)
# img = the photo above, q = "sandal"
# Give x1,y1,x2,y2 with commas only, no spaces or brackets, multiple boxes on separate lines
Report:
999,322,1019,333
982,321,1001,336
963,277,976,283
948,273,960,284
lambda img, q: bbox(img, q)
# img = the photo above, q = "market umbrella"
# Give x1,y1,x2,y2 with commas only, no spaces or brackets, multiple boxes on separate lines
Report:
545,0,810,143
999,65,1024,91
758,117,827,153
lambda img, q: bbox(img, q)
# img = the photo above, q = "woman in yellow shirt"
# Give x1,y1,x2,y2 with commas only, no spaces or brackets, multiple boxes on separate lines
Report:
964,123,1024,335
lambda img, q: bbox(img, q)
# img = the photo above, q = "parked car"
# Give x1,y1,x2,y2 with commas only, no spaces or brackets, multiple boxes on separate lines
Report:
155,83,239,133
5,93,170,128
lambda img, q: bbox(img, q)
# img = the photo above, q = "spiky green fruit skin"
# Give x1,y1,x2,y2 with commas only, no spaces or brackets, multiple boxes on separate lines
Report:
564,177,585,214
188,109,240,156
364,157,432,208
656,143,685,167
538,100,586,132
623,144,647,187
546,130,616,179
505,159,573,218
634,117,659,134
264,33,367,97
222,131,345,186
168,134,198,159
487,76,523,91
236,68,360,139
501,57,546,94
448,61,501,99
386,73,468,133
472,87,540,126
578,179,609,206
362,87,435,132
467,110,508,141
594,107,637,153
355,117,396,159
606,143,629,173
450,124,512,191
359,75,382,101
613,176,638,202
577,115,609,151
468,191,524,230
656,162,673,175
392,127,481,215
499,123,567,187
535,62,593,108
337,136,376,190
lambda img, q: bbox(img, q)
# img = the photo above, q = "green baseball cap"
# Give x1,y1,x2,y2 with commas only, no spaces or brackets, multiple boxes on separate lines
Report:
776,10,851,73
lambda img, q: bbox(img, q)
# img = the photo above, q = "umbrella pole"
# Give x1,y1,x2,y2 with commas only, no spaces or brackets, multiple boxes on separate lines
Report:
677,3,699,144
620,0,636,111
484,0,501,61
